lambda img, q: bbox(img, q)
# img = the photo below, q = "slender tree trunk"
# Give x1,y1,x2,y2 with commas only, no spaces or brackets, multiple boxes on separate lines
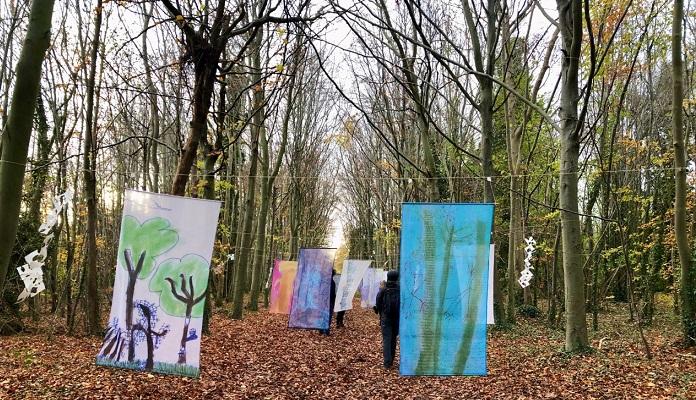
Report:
83,0,104,336
142,3,160,192
672,0,696,346
556,0,589,351
481,1,500,320
0,0,56,296
225,145,240,301
26,95,51,322
248,134,270,311
289,176,301,258
232,19,264,318
64,214,74,328
505,125,522,318
249,66,295,310
548,223,561,324
583,179,600,330
462,0,500,320
201,78,225,333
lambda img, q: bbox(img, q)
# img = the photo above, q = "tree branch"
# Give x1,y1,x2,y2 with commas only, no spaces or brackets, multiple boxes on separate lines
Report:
165,277,190,303
124,249,135,274
134,250,147,276
179,273,191,299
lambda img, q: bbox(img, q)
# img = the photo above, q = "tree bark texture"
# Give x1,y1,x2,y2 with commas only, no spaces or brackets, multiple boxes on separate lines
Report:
556,0,589,351
83,0,104,336
671,0,696,346
0,0,57,296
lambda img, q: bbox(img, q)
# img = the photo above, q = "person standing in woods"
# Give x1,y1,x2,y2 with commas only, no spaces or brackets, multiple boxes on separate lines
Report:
320,269,338,335
333,272,346,328
374,270,400,369
336,310,345,328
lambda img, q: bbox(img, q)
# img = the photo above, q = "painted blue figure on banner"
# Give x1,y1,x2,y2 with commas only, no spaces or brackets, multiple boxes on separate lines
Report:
288,248,337,330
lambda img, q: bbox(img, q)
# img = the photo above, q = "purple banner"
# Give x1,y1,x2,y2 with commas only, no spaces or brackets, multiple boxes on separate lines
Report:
288,248,336,329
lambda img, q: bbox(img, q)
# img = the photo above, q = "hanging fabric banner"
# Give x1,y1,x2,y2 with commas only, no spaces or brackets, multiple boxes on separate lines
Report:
96,190,221,378
288,248,337,330
269,260,298,314
359,267,385,308
487,244,495,325
334,260,371,312
399,203,494,376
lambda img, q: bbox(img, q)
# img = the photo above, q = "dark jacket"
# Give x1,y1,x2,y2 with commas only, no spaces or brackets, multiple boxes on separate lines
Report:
330,273,337,311
375,280,399,320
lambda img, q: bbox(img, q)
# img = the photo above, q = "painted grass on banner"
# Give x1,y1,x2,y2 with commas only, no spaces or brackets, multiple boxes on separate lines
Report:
334,260,371,312
288,248,336,329
399,203,494,376
96,190,221,378
269,260,298,314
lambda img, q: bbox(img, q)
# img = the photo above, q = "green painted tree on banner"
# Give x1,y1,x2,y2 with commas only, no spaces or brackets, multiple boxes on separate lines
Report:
117,216,178,362
150,254,209,364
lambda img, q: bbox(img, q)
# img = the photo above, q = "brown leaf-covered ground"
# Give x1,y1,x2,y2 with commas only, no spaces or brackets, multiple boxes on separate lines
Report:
1,299,694,399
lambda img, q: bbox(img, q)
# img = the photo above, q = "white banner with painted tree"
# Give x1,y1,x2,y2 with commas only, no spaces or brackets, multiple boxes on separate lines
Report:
96,190,220,378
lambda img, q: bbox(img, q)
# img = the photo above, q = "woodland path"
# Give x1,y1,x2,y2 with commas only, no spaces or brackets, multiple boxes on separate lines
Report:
0,301,694,399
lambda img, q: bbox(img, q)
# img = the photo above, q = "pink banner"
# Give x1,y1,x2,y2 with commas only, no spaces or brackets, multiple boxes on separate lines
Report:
269,260,298,314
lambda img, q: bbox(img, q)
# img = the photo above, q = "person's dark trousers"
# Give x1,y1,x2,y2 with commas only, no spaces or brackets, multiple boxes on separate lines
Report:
336,311,345,327
381,317,399,368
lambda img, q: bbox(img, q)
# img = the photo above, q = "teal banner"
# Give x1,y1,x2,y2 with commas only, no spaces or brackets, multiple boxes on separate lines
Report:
399,203,494,376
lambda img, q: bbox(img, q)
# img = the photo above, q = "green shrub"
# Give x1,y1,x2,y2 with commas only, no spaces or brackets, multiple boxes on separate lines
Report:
517,304,541,318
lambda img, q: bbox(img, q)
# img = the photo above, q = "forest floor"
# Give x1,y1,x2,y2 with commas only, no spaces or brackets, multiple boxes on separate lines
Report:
1,297,695,399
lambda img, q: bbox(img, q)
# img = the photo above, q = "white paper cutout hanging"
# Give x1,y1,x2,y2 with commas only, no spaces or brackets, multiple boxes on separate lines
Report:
518,236,536,289
687,160,696,188
16,189,73,302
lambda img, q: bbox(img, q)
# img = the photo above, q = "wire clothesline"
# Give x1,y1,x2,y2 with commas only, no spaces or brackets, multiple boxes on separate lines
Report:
147,241,607,261
0,158,689,180
185,222,581,243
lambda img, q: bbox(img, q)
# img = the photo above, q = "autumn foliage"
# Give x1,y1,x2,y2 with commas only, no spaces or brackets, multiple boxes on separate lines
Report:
1,299,694,399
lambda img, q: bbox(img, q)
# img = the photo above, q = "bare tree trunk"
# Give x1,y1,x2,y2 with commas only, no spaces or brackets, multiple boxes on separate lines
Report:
556,0,589,351
142,3,160,192
0,0,56,296
82,0,104,335
26,95,51,321
248,66,295,310
462,0,500,320
231,14,263,318
548,223,561,324
225,144,240,301
503,44,521,321
247,127,269,312
170,56,218,196
201,78,225,333
672,0,696,346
